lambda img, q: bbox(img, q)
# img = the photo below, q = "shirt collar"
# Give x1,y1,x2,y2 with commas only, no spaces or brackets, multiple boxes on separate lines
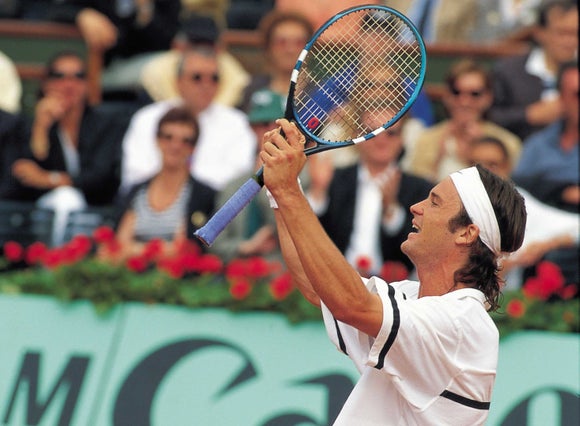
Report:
525,47,555,83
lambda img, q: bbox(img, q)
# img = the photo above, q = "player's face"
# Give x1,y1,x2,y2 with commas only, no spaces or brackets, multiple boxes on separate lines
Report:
402,177,463,265
177,53,219,114
157,122,196,170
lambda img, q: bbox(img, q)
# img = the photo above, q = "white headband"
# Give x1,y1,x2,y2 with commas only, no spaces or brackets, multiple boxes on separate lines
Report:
450,167,501,255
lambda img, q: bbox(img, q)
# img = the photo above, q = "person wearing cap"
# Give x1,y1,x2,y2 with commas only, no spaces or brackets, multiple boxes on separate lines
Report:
209,92,286,262
140,13,250,107
259,118,527,425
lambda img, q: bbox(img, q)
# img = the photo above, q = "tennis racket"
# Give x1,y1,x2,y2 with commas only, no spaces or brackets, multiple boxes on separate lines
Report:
195,5,427,246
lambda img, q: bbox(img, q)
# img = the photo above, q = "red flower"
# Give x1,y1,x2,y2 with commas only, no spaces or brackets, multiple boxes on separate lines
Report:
126,255,148,273
506,299,526,318
523,261,566,300
25,242,48,265
158,257,185,279
195,254,223,274
66,235,93,262
226,259,249,278
379,261,409,283
93,226,115,244
270,272,294,300
142,239,164,262
229,278,252,300
355,256,372,275
558,284,578,300
246,257,271,278
3,241,24,263
41,248,65,270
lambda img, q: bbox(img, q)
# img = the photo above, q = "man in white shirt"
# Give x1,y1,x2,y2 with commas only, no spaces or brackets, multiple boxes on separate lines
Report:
260,119,527,425
120,46,255,194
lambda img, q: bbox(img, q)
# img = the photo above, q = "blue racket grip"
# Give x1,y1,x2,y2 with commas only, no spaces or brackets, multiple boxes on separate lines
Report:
194,177,263,246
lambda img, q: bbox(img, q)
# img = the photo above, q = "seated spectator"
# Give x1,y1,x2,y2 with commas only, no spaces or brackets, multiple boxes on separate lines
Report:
469,135,579,289
488,0,578,141
140,13,250,107
121,46,256,194
308,113,433,276
114,106,215,258
237,10,313,113
275,0,382,31
0,109,28,199
47,0,181,96
7,51,125,246
404,0,477,43
0,51,22,113
512,60,579,213
210,94,284,262
407,59,522,183
471,0,541,44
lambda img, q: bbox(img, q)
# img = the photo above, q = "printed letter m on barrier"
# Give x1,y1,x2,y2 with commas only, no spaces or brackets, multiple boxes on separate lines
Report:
3,351,89,426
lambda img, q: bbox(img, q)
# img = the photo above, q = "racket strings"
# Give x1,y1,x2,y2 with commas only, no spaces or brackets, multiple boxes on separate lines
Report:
295,8,424,143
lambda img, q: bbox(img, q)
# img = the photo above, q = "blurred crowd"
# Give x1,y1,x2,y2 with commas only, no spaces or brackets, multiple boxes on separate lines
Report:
0,0,578,293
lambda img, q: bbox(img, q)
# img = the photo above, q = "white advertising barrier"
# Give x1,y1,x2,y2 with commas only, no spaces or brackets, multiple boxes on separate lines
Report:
1,294,578,425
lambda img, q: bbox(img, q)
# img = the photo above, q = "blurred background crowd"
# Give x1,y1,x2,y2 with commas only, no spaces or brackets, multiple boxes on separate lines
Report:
0,0,578,293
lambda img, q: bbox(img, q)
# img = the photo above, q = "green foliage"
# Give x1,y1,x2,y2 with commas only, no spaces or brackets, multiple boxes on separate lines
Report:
0,258,321,322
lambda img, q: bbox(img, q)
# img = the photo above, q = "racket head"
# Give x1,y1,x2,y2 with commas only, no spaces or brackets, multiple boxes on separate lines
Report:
286,5,427,152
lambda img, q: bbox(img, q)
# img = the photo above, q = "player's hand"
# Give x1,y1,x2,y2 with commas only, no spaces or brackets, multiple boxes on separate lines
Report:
260,119,307,196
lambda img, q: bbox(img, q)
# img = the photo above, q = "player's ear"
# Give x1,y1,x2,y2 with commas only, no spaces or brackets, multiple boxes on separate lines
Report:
455,224,479,247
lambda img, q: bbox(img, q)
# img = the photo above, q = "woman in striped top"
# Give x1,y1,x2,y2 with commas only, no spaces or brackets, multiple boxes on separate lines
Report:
114,106,215,259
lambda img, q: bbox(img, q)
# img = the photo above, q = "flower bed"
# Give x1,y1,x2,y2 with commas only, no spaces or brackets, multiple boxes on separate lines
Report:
1,228,578,336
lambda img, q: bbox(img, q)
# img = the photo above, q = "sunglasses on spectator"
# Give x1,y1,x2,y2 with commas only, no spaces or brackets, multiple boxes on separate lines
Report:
47,70,87,80
190,73,219,84
450,86,486,98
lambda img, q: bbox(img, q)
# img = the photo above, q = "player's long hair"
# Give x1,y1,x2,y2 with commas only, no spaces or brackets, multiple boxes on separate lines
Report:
448,165,526,311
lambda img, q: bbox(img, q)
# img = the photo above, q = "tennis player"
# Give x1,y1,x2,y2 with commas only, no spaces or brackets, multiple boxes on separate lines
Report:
260,119,527,425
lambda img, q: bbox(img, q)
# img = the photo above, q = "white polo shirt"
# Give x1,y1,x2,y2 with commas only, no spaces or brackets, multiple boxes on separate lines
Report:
322,278,498,426
121,100,256,193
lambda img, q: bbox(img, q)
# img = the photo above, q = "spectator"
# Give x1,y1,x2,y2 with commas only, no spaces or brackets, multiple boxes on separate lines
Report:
121,45,256,194
488,0,578,140
512,60,579,213
237,10,313,113
47,0,181,95
210,93,284,263
469,135,579,289
404,0,477,43
308,113,433,276
140,13,250,107
8,51,126,246
274,0,382,31
407,59,522,183
471,0,542,44
0,51,22,113
114,106,215,258
0,110,28,199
